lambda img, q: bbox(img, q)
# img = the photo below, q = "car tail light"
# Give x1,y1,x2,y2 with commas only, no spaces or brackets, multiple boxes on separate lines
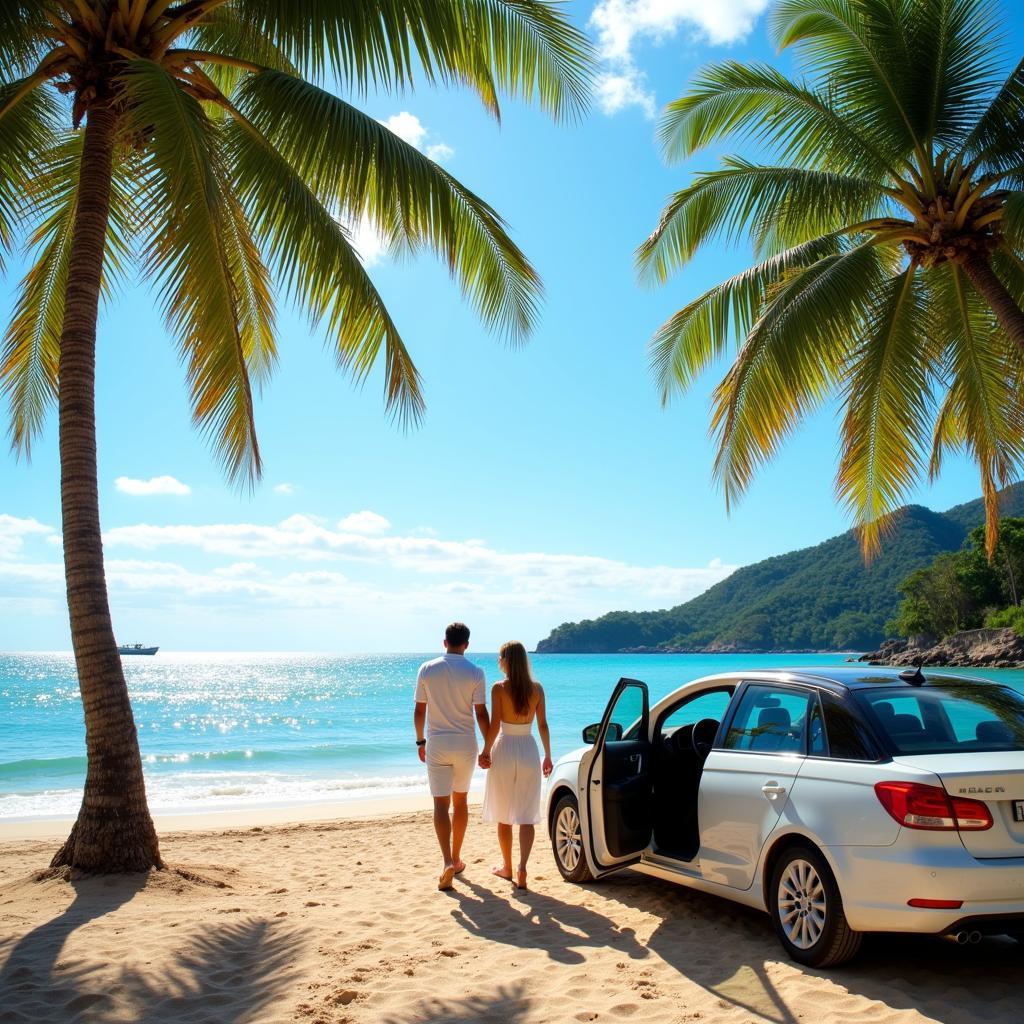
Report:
907,898,964,909
874,781,993,831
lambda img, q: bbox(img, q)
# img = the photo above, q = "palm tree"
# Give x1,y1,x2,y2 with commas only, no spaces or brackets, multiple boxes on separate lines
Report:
0,1,592,873
639,0,1024,558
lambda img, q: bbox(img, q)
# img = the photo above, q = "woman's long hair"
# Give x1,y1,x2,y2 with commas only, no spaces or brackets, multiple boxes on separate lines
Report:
499,641,535,715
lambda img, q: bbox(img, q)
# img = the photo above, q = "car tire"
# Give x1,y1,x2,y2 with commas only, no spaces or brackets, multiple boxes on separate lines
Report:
550,793,594,883
768,844,862,968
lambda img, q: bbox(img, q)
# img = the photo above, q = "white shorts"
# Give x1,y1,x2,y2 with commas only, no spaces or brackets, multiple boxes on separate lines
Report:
426,734,477,797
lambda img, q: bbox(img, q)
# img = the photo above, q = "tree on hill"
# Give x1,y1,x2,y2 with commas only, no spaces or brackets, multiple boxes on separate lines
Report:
887,516,1024,638
0,1,592,872
639,0,1024,559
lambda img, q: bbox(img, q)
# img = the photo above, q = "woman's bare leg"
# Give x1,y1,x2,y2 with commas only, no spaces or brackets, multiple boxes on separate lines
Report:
517,824,535,887
494,823,513,878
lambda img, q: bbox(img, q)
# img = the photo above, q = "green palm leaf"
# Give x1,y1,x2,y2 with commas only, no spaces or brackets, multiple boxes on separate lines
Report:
226,0,593,120
927,263,1024,552
771,0,929,167
235,70,542,341
658,60,895,176
120,59,263,484
835,267,933,556
225,117,425,424
0,75,61,271
637,161,887,283
711,241,890,506
648,234,844,402
1,132,134,456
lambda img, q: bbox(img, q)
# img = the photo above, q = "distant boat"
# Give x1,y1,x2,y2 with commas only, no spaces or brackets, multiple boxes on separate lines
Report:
118,643,159,656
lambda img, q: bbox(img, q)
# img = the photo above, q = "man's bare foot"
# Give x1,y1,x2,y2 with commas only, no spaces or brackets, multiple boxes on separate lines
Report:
438,865,456,891
515,866,528,889
453,860,466,874
492,866,513,880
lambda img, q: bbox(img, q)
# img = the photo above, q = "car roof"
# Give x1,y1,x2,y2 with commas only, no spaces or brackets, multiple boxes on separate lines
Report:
731,665,998,692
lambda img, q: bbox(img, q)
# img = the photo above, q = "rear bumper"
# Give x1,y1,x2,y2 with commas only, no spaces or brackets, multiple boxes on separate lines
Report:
826,836,1024,934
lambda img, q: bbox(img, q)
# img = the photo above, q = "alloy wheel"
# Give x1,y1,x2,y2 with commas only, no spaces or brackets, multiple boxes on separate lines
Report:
777,858,827,950
555,804,582,872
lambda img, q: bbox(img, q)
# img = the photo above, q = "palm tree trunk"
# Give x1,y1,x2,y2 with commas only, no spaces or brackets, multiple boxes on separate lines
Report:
50,104,162,873
962,253,1024,351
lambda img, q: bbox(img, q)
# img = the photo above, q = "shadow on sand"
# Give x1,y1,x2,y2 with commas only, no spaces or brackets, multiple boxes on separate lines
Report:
0,872,300,1024
447,876,648,965
596,870,1021,1024
382,983,532,1024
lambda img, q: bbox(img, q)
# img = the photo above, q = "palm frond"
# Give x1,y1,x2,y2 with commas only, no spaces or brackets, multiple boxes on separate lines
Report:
225,0,593,120
658,60,896,176
1,132,135,456
0,74,62,271
835,267,933,558
911,0,1001,149
962,56,1024,171
224,117,425,425
927,262,1024,554
770,0,929,165
0,2,49,75
637,160,887,283
235,70,542,341
1000,193,1024,255
710,240,891,507
183,6,299,98
120,59,262,485
648,234,844,402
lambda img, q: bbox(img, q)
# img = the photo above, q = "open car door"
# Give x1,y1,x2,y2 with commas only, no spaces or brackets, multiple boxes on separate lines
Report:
585,677,652,870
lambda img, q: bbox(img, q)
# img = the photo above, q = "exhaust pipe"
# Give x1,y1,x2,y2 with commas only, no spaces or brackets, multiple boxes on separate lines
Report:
969,930,982,944
950,929,984,945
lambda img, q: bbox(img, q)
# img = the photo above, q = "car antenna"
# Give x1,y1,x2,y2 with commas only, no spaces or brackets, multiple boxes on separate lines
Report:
898,660,925,687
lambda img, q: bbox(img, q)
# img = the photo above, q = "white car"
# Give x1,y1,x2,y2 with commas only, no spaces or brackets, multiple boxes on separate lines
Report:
545,667,1024,967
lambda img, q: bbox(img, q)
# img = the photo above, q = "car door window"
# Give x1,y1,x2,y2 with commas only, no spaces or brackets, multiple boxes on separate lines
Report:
660,689,733,735
723,685,813,754
609,682,646,740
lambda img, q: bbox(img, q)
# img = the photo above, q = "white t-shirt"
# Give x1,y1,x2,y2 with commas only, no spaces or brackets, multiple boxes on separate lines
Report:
414,653,486,737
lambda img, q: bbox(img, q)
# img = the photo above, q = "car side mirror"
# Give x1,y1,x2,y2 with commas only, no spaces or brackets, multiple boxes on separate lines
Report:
583,722,621,743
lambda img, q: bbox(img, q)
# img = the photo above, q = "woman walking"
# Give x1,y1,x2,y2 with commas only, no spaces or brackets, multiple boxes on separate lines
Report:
479,641,553,889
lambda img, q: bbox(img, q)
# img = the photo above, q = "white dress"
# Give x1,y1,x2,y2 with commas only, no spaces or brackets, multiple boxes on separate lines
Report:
481,721,542,825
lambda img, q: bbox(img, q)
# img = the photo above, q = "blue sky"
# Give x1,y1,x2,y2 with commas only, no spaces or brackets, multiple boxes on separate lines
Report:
2,1,1020,652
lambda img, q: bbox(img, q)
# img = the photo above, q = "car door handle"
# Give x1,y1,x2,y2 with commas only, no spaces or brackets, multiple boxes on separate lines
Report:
761,782,787,800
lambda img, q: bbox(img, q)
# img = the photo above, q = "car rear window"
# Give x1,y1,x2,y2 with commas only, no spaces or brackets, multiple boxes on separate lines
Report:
857,684,1024,755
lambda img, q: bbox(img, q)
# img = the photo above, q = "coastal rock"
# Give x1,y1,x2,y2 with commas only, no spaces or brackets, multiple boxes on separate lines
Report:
860,628,1024,668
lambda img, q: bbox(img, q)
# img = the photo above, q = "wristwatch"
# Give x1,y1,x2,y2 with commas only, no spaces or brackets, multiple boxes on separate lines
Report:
416,739,426,747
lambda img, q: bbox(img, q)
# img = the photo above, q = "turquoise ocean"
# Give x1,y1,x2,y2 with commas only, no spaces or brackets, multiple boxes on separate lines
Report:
3,651,1024,821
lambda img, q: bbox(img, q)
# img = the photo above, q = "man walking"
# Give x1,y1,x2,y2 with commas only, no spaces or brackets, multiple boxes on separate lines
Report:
414,622,489,890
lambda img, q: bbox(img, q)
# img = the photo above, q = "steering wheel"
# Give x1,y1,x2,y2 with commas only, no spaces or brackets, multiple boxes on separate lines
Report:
691,718,720,759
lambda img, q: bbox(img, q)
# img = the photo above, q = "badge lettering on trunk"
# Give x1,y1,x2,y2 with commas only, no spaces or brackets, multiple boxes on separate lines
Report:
1014,800,1024,823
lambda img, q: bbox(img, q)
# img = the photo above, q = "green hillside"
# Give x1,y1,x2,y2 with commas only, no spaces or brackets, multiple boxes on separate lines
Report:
536,486,1024,654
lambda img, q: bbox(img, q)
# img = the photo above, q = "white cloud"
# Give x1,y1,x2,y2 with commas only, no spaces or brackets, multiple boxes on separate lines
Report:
337,510,391,535
1,510,740,645
595,69,656,118
0,514,55,560
426,142,455,162
590,0,771,116
382,111,428,149
115,475,191,497
273,483,295,496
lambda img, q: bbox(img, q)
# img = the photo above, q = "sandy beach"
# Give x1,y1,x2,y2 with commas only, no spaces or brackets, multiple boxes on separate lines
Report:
0,803,1020,1024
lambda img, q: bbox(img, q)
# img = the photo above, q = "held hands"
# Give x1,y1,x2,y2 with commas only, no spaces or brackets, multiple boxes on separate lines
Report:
418,745,426,763
478,751,492,770
542,755,553,778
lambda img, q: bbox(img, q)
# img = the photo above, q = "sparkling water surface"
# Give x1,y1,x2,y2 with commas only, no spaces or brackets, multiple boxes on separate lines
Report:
3,651,1023,820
